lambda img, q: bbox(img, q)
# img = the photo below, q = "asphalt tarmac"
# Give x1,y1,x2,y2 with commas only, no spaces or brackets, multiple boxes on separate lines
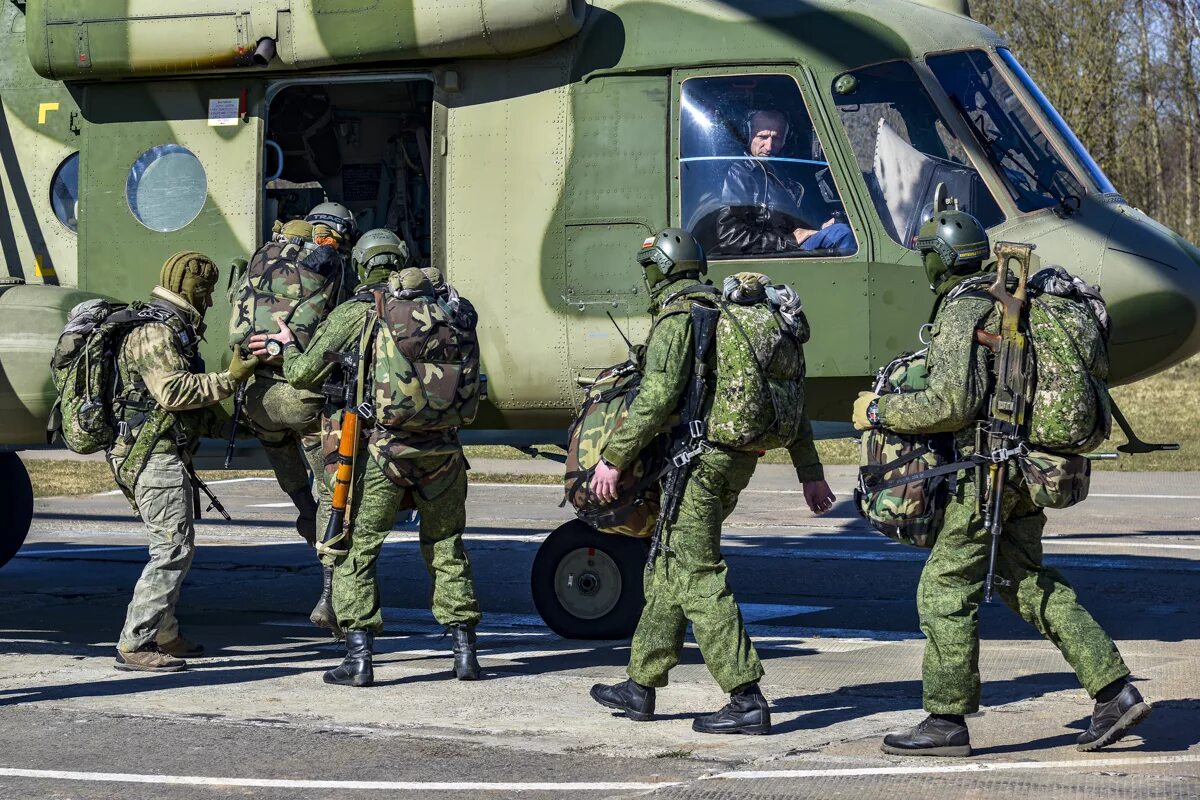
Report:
2,462,1198,799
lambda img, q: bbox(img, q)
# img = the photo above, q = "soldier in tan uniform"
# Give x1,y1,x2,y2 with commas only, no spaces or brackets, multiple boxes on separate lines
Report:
110,252,257,673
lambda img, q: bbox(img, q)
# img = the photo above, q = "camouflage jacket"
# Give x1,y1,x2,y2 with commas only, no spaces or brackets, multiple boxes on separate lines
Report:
283,290,461,491
109,288,236,494
876,287,998,449
602,278,824,483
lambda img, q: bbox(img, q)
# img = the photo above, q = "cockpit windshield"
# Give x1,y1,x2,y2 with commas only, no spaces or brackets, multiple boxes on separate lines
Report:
927,50,1087,215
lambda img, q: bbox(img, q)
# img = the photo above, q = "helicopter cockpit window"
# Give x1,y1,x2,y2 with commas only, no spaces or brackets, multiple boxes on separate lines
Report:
927,50,1087,215
125,144,208,233
680,74,857,260
831,61,1004,249
50,151,79,233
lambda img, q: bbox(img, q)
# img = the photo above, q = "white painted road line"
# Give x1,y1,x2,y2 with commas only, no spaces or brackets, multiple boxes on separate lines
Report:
0,768,677,792
710,753,1200,780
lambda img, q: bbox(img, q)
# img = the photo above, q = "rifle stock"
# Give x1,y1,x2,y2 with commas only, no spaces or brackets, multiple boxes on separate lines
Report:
981,241,1035,603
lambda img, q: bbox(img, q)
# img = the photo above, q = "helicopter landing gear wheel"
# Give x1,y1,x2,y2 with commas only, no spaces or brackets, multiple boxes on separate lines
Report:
531,520,646,640
0,453,33,569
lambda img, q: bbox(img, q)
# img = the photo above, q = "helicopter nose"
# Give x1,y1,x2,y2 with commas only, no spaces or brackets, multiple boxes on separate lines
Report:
1100,206,1200,384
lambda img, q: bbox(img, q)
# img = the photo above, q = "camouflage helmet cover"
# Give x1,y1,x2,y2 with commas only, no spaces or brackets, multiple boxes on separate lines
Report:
636,228,707,289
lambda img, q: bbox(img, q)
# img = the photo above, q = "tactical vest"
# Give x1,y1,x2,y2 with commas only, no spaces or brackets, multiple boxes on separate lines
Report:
228,236,345,355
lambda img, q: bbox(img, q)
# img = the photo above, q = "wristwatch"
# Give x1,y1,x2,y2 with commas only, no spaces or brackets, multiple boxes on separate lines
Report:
866,398,881,428
264,338,284,358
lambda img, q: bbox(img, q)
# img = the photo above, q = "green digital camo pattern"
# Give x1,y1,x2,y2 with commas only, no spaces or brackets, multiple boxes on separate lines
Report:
50,301,136,455
857,351,953,547
1018,451,1091,509
602,277,823,484
108,297,234,508
228,238,344,353
876,290,997,450
1026,291,1111,453
627,449,764,694
113,451,197,653
707,277,809,452
370,271,481,432
919,476,1129,714
564,360,662,538
331,452,481,632
242,370,326,497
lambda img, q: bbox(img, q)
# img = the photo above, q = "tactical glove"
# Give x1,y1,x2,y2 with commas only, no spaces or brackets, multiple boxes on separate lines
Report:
852,391,881,431
228,349,259,382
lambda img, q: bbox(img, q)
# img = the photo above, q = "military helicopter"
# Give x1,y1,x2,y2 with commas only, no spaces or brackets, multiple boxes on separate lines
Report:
0,0,1196,638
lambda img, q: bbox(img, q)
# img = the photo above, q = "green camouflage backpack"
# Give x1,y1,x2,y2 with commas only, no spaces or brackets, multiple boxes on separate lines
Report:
367,269,481,432
47,300,173,454
1024,267,1112,454
228,230,345,353
563,359,664,538
705,272,811,452
855,350,960,548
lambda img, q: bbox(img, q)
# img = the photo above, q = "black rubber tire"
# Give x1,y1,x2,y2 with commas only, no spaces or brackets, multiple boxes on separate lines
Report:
531,520,647,640
0,453,33,569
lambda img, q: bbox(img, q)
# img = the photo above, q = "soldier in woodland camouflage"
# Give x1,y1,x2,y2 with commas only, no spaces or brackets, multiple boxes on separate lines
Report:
229,205,356,638
853,208,1149,756
110,252,257,673
248,228,482,688
589,229,835,735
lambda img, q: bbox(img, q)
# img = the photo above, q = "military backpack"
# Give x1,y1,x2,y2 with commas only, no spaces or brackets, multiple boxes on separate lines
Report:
228,235,345,353
366,269,481,432
669,272,810,452
563,359,664,538
855,350,960,547
48,299,196,455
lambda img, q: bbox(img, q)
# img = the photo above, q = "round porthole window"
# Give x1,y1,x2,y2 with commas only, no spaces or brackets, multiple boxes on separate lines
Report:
125,144,207,232
50,151,79,233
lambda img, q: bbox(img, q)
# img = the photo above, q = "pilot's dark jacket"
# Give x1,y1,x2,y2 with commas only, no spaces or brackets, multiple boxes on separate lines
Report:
714,159,811,255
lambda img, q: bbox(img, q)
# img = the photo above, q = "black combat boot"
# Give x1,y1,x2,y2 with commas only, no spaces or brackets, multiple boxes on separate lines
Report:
450,623,481,681
309,565,343,640
323,630,373,687
590,679,656,721
693,682,771,735
287,489,319,547
881,714,971,757
1077,679,1152,751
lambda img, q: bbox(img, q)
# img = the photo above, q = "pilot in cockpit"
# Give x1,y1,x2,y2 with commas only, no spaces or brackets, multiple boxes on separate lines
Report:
714,109,856,257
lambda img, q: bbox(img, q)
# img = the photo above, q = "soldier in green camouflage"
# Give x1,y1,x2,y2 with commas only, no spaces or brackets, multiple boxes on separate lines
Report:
230,208,355,639
248,228,483,688
853,207,1149,756
589,229,835,735
110,252,258,673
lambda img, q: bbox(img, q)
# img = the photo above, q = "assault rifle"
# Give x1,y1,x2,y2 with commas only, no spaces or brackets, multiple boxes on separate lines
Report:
224,379,247,469
320,348,365,554
974,241,1035,603
646,302,720,568
186,464,231,521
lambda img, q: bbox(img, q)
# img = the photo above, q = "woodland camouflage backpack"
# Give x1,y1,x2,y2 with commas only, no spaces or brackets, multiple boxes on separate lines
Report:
368,268,481,432
856,350,959,548
228,223,345,353
1024,266,1113,454
704,272,811,452
47,300,184,455
563,359,664,538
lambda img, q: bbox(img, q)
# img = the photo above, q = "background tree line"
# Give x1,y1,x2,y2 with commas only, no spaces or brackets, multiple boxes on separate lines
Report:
975,0,1200,242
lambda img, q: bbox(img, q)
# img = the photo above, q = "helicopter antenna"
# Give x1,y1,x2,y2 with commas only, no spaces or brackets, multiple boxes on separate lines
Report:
606,311,636,355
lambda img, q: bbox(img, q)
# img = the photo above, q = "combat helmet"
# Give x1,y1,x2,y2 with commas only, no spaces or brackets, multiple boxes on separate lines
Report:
351,228,410,285
916,184,989,291
305,201,357,243
637,228,707,292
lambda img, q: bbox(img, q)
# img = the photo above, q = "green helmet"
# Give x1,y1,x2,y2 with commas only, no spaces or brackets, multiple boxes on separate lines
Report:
305,201,357,242
351,228,410,284
636,228,707,291
915,185,989,291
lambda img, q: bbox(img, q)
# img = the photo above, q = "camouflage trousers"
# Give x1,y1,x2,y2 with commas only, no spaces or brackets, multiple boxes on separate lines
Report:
628,449,764,694
919,478,1130,714
331,454,482,632
242,371,329,536
111,452,196,652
